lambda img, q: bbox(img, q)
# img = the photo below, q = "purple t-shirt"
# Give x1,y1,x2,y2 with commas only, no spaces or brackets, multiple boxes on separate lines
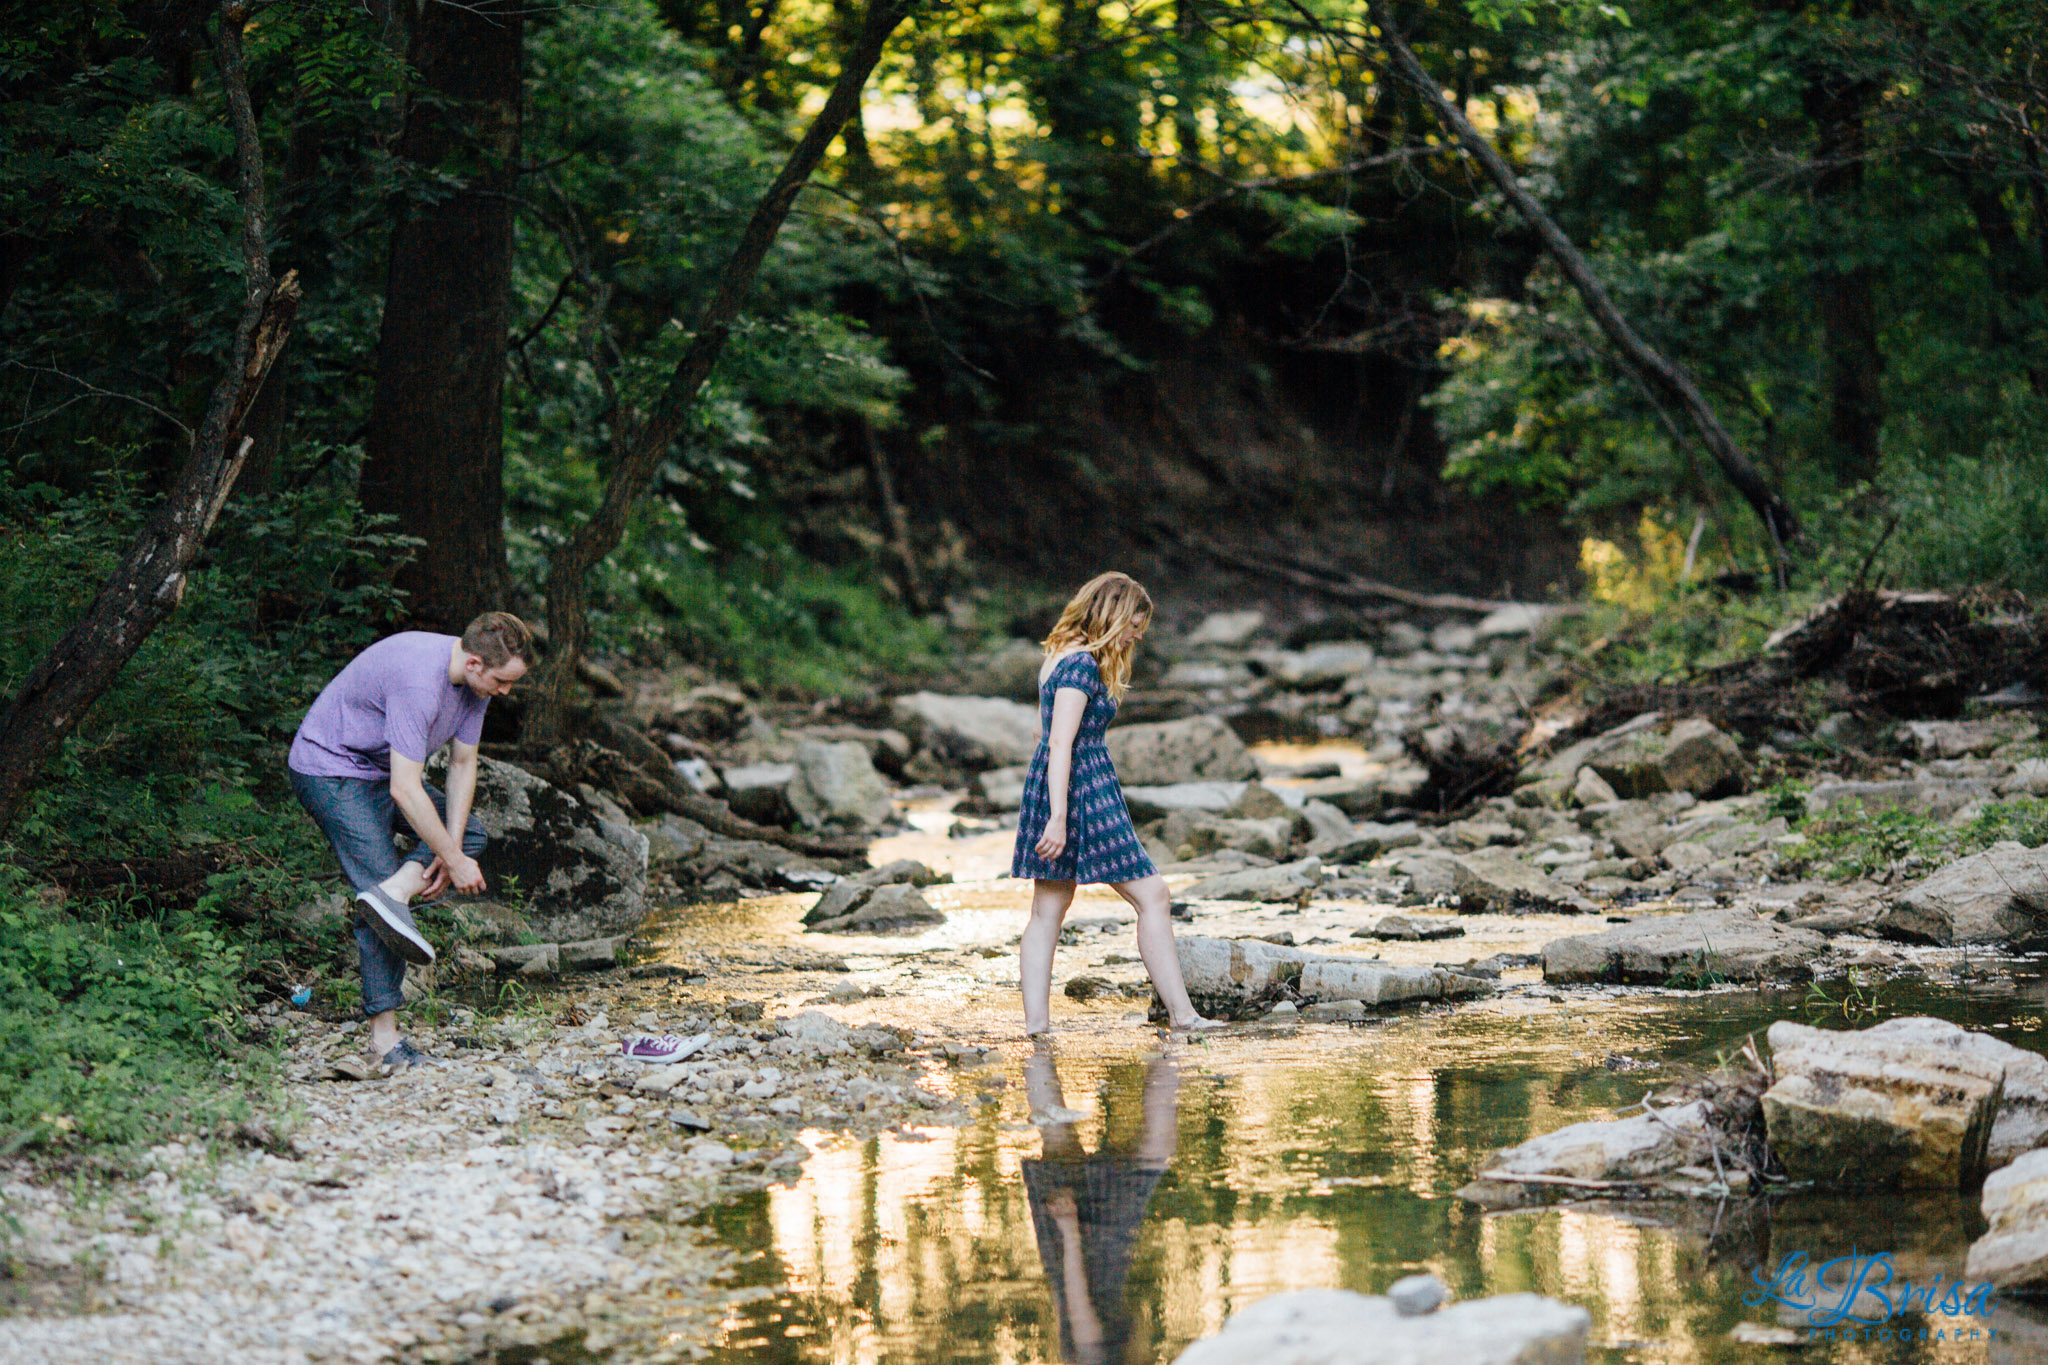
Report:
288,632,489,779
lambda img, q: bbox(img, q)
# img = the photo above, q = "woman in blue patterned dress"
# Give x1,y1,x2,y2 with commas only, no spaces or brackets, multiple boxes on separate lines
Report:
1013,572,1221,1035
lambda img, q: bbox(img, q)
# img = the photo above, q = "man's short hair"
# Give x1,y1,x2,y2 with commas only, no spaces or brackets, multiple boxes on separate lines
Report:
461,612,534,670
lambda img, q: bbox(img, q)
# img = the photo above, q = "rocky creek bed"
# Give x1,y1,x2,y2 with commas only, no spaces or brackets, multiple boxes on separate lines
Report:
10,597,2048,1363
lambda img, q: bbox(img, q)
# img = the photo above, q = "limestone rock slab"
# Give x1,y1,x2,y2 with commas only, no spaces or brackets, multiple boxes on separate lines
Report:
1859,1016,2048,1169
890,692,1041,768
787,740,893,829
1876,842,2048,946
1184,856,1322,904
1967,1148,2048,1292
1107,715,1258,785
1542,909,1825,984
1763,1019,2005,1189
1454,849,1594,914
1460,1101,1716,1208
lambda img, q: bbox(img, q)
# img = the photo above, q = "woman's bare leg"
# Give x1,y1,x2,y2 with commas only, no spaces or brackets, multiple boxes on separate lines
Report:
1136,1053,1183,1167
1021,879,1076,1034
1110,874,1213,1029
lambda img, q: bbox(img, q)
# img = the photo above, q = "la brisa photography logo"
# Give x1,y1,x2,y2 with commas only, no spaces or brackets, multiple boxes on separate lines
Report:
1746,1250,1999,1342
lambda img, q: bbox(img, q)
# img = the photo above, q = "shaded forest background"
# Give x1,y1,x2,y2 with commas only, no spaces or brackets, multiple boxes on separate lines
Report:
0,0,2045,1149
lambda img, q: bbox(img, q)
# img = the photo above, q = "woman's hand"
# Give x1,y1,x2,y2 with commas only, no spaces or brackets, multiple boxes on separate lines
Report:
1035,814,1067,861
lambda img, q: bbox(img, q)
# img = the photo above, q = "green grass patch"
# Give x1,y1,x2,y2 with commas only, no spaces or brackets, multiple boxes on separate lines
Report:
1779,797,2048,882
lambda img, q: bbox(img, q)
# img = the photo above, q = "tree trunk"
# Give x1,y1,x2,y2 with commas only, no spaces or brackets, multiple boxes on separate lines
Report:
1367,0,1800,564
359,0,524,632
1803,66,1885,483
525,0,920,746
0,4,298,831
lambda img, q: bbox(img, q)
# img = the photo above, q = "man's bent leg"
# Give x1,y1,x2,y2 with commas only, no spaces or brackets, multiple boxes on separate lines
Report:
289,771,413,1052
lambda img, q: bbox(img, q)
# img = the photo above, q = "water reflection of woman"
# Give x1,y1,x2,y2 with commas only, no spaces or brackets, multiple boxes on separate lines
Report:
1021,1044,1181,1365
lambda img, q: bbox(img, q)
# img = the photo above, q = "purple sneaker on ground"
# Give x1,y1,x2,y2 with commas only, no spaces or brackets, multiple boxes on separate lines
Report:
619,1032,710,1064
621,1033,689,1064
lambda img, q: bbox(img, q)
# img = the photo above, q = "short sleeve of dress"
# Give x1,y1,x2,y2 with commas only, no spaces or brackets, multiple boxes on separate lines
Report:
1052,652,1104,699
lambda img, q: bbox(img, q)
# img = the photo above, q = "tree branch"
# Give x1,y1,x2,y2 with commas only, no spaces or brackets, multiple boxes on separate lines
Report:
1359,0,1799,568
525,0,920,746
0,1,301,829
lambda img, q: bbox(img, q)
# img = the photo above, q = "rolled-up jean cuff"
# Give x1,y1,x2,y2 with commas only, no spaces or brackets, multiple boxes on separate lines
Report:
355,920,407,1016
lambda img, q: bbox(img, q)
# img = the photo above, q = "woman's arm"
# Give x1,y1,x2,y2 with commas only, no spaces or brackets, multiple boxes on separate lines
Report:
1033,686,1088,861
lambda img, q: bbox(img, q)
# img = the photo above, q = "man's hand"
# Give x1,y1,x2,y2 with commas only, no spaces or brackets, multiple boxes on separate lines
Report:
437,852,486,894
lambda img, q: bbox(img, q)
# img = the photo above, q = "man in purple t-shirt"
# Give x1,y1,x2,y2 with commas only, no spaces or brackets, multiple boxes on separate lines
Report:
289,611,532,1067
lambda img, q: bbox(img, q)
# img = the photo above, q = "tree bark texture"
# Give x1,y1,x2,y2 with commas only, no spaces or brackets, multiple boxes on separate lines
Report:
360,0,524,632
1366,0,1800,561
527,0,920,745
0,4,299,831
1803,66,1885,484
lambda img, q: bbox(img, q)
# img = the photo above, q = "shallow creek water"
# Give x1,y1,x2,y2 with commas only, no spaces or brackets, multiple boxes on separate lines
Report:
605,748,2048,1365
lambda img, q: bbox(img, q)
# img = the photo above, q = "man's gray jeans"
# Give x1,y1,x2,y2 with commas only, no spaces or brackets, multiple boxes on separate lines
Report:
289,768,488,1016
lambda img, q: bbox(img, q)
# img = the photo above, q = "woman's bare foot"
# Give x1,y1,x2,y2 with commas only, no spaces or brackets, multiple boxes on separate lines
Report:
1169,1014,1227,1032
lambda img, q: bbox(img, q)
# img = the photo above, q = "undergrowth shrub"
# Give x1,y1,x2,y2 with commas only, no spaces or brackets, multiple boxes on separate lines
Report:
0,864,267,1155
1781,797,2048,881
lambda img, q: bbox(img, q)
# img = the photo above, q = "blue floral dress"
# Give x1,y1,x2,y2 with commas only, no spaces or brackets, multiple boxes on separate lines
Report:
1012,652,1158,884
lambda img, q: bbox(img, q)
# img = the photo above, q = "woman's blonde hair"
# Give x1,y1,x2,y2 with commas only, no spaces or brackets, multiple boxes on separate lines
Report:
1042,572,1153,700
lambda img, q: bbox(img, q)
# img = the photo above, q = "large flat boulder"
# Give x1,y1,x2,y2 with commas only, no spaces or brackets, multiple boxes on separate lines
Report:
1296,958,1491,1006
1254,642,1378,689
889,693,1040,768
1176,937,1490,1015
1904,717,2036,759
804,882,943,934
1459,1101,1717,1208
720,762,797,824
1542,909,1826,984
465,757,648,941
1859,1017,2048,1169
1177,937,1310,1008
1967,1148,2048,1293
1183,856,1322,905
1108,715,1257,785
1763,1020,2005,1189
1454,849,1595,915
1184,610,1265,649
1160,810,1295,860
1124,781,1251,821
1586,717,1747,799
1171,1288,1590,1365
1529,713,1746,798
786,740,893,829
1875,842,2048,946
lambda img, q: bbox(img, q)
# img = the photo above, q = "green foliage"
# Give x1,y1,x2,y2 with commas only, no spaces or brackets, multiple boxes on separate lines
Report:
0,863,267,1154
1781,797,2048,883
1662,937,1727,990
0,475,408,868
1802,971,1886,1026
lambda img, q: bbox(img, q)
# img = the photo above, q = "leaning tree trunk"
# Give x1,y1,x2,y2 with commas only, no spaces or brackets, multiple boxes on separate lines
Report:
0,3,299,830
525,0,920,745
1368,0,1800,564
359,0,524,631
